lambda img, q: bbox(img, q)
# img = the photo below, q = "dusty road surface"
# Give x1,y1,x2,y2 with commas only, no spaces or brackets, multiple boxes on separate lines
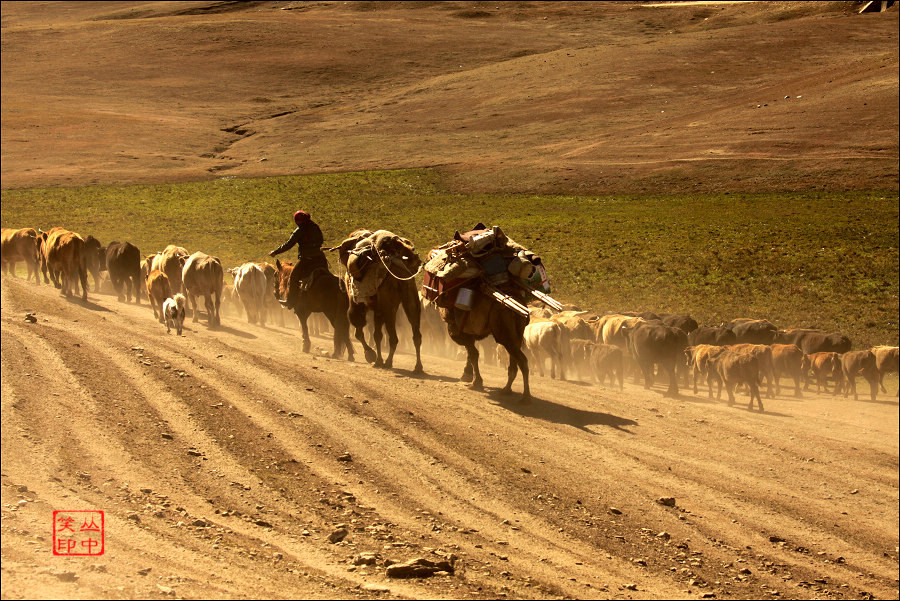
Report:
2,275,897,600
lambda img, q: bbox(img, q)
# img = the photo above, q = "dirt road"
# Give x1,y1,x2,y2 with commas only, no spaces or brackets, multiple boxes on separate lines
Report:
2,275,897,599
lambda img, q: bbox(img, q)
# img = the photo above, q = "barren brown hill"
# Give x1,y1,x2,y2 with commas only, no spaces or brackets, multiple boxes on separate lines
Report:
1,1,897,193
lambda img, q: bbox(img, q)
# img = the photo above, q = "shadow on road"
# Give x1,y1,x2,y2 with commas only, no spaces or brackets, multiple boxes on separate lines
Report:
486,389,638,434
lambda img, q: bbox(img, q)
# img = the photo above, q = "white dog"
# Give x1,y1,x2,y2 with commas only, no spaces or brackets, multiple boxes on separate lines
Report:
163,293,186,335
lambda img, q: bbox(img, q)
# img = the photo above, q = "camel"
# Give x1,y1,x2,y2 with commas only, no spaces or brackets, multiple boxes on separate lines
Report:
274,259,354,360
439,287,531,403
339,230,423,373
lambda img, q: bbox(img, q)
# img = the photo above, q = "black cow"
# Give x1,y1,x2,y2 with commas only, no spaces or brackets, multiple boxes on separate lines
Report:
688,326,737,347
104,241,142,303
661,313,699,335
621,321,687,398
774,328,851,355
725,318,777,345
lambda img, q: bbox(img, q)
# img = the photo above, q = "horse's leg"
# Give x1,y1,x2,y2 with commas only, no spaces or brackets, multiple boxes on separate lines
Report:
296,309,312,353
349,302,376,363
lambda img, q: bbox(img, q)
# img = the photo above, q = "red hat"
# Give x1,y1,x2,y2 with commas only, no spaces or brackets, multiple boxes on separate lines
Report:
293,210,310,225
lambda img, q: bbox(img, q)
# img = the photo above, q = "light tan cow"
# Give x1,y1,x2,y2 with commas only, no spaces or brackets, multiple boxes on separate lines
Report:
151,245,190,294
231,262,268,326
872,346,899,396
1,227,41,283
684,344,728,396
523,320,566,380
770,343,805,397
182,251,224,326
45,229,88,300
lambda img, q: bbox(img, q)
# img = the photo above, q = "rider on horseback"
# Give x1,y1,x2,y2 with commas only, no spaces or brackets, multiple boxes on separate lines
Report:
269,210,328,310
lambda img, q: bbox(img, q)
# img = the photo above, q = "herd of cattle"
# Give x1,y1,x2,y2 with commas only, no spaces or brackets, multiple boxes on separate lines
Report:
2,225,898,409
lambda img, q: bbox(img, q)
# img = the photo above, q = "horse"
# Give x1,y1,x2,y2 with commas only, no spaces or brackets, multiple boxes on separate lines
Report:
274,259,354,360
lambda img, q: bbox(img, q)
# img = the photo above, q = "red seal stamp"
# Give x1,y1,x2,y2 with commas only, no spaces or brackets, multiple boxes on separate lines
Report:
52,510,105,556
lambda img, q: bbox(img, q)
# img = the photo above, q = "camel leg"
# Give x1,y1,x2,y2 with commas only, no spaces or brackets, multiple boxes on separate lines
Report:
349,302,376,364
381,312,400,369
401,285,424,374
464,341,483,391
502,344,530,403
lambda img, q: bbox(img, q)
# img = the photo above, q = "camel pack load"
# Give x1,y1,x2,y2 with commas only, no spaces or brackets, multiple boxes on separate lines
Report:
337,229,421,305
422,224,561,316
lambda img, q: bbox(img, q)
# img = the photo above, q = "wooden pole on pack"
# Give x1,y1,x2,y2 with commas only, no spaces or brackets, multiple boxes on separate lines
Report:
515,281,564,311
483,284,531,317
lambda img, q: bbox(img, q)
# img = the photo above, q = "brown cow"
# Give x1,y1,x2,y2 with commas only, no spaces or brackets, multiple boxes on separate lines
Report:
803,352,843,395
841,350,878,402
770,343,805,397
871,346,899,396
146,269,172,323
182,252,224,326
707,349,763,411
38,226,66,286
1,227,41,283
82,234,104,293
591,343,624,390
151,245,190,294
45,229,88,300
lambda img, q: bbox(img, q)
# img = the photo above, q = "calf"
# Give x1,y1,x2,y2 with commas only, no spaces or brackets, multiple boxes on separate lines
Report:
163,293,187,335
803,352,843,394
568,338,596,381
841,350,878,402
726,343,776,398
770,343,804,397
708,349,763,411
146,270,172,323
591,343,624,390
